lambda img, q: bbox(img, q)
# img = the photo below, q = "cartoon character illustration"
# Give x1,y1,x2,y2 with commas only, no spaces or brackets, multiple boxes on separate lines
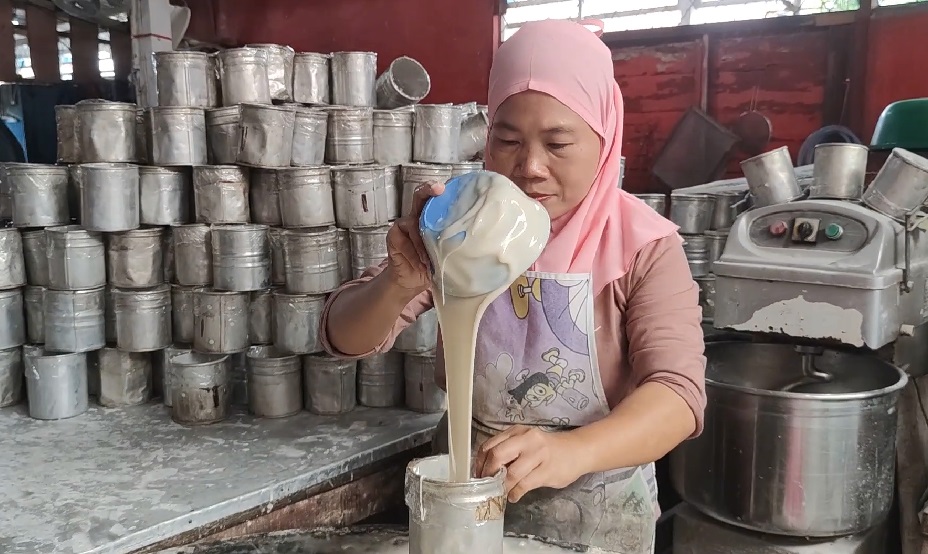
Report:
474,351,518,421
504,347,591,421
509,276,542,320
540,278,592,356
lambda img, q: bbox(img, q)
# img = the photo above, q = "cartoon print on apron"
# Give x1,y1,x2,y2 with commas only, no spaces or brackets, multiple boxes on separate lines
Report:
466,270,659,554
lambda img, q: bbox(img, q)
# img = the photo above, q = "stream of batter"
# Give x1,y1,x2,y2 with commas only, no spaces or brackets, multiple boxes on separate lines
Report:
421,171,550,482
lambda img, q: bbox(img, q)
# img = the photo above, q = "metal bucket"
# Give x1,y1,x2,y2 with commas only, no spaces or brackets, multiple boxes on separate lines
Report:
205,106,242,165
150,106,208,166
459,108,489,162
160,226,173,285
335,228,351,284
24,286,44,344
21,229,48,287
741,146,802,208
413,104,463,164
106,228,164,289
384,165,400,218
44,287,104,353
349,225,389,278
238,103,296,169
218,47,271,106
373,109,414,165
246,345,302,418
293,52,330,105
705,229,728,272
55,105,79,163
5,163,70,228
291,107,328,166
113,285,172,352
272,291,325,355
193,290,250,353
404,352,445,413
400,164,452,217
282,227,340,294
332,165,392,227
331,51,377,107
78,163,140,232
136,109,152,165
97,346,152,407
708,190,747,230
325,107,374,165
245,43,295,102
395,309,438,353
139,166,190,225
172,224,213,286
375,56,430,109
0,346,23,407
248,288,274,345
407,455,506,554
302,354,357,415
75,101,137,163
669,193,715,235
277,166,335,228
810,143,869,200
211,224,271,292
156,345,192,407
358,351,404,408
450,162,483,178
268,227,286,286
249,169,281,225
154,51,215,108
171,284,202,344
46,225,106,290
0,228,25,290
862,147,928,221
0,163,12,220
170,352,231,426
694,275,716,322
24,349,88,420
670,342,907,537
192,165,250,224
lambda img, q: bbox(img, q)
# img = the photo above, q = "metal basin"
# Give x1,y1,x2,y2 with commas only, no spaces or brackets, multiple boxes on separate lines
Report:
670,341,907,537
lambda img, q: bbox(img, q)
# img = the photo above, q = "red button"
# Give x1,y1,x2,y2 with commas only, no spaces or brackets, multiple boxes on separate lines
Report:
769,221,789,236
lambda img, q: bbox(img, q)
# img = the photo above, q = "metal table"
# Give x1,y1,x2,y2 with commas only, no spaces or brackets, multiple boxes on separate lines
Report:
0,404,441,554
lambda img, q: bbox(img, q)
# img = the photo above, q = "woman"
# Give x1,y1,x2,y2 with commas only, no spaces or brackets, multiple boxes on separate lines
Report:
320,19,706,553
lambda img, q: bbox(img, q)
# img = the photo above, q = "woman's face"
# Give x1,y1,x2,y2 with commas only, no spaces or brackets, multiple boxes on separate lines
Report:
485,90,602,220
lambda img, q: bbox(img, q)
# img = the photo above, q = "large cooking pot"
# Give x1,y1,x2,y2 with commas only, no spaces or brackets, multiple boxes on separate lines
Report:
670,341,907,538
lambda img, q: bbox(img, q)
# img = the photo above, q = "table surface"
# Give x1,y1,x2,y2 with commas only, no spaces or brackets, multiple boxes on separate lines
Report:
0,403,441,554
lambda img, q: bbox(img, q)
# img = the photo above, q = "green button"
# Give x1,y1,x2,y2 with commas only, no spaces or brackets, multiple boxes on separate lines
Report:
825,223,843,240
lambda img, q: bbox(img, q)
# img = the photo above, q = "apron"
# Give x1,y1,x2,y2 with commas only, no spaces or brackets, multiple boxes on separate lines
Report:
434,271,659,554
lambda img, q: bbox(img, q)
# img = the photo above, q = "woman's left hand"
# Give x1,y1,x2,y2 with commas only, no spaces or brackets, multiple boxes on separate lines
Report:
475,425,583,502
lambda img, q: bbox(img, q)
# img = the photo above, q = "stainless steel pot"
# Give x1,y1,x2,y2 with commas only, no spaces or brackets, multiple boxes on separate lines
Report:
669,193,714,234
634,193,667,217
330,51,377,107
413,104,463,164
670,341,907,537
810,143,868,200
375,56,430,109
292,52,330,105
708,189,748,230
862,147,928,221
741,146,802,208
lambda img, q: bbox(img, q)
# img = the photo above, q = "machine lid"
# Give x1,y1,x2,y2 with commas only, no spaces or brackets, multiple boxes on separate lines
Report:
713,259,902,289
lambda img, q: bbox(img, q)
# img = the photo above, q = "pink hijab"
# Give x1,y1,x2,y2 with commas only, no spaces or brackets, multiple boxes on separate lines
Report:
488,19,679,295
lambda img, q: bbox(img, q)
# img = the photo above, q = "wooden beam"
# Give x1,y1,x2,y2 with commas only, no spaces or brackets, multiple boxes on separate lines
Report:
111,30,132,80
845,0,871,137
24,4,58,81
0,0,15,80
69,15,98,83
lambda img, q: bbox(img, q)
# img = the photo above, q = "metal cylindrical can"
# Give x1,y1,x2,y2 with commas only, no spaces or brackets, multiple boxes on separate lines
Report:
150,106,208,166
291,107,328,167
272,291,326,355
23,285,45,344
206,53,221,107
229,351,248,407
44,287,105,353
293,52,330,105
113,285,172,352
282,227,340,294
349,225,389,278
400,164,452,217
0,163,11,221
193,289,250,353
246,43,295,102
24,348,88,420
302,354,357,414
97,347,152,407
695,275,716,322
21,229,48,287
5,163,70,228
375,56,430,109
0,289,24,350
248,288,274,345
705,229,729,272
268,227,286,286
0,228,25,290
373,110,414,165
741,146,803,208
75,101,137,163
459,109,489,162
162,226,175,285
384,165,400,218
170,352,231,425
136,109,152,165
45,225,106,290
332,166,391,228
211,224,271,292
406,455,506,554
358,351,404,408
246,345,302,418
154,50,216,108
106,228,164,289
335,228,351,284
192,165,250,224
405,352,445,413
139,166,191,225
0,346,23,407
450,162,484,178
157,345,192,407
277,167,335,228
863,148,928,221
249,169,281,225
205,106,242,165
55,105,80,163
172,224,212,286
331,51,377,107
171,284,202,344
238,103,296,169
326,107,374,165
78,163,140,232
413,104,463,164
218,47,271,106
395,309,438,353
103,285,116,343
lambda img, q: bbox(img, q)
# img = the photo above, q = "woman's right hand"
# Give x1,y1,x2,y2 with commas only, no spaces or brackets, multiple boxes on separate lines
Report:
385,181,446,295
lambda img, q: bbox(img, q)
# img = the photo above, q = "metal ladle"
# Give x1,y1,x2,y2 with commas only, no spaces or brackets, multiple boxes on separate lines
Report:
780,345,833,392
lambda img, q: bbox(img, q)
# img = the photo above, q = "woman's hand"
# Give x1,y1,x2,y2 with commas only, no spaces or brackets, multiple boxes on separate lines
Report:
385,181,445,294
475,425,584,502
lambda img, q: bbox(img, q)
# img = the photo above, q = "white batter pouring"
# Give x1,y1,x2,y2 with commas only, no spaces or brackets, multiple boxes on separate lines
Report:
421,171,550,482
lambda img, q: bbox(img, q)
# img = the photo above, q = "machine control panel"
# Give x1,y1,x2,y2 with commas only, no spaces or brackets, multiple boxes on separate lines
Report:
750,210,869,252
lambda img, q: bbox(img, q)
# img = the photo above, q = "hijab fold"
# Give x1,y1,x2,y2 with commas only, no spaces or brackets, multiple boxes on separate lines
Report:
487,20,679,295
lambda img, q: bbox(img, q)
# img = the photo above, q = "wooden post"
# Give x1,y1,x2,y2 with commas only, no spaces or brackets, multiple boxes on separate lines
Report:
0,0,15,80
111,30,133,81
25,4,59,82
70,16,100,83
